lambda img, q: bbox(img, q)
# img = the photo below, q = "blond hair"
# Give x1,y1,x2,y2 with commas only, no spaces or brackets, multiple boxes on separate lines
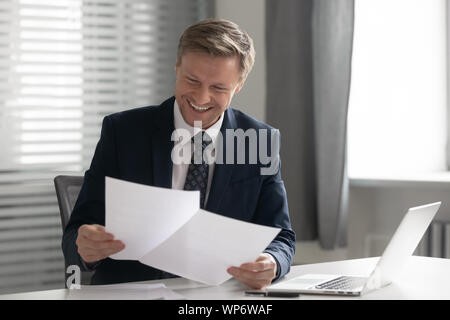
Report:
176,18,255,82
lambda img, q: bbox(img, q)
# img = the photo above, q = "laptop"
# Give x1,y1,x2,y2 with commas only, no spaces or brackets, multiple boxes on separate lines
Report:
267,201,441,296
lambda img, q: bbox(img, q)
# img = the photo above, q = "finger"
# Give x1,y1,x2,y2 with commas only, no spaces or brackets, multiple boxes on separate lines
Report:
84,226,115,241
79,224,114,241
78,224,110,238
78,238,125,251
79,244,125,261
239,262,260,272
240,260,274,272
227,267,270,289
240,253,276,271
229,266,275,281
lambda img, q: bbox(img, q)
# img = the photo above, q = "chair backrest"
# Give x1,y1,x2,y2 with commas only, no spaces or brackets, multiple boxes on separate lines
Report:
54,175,84,231
54,175,94,285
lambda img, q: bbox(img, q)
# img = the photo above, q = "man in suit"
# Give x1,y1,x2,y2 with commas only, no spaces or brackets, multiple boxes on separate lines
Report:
62,18,295,290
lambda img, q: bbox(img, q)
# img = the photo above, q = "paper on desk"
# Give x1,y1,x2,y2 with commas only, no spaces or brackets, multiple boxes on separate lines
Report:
67,283,184,300
105,177,281,286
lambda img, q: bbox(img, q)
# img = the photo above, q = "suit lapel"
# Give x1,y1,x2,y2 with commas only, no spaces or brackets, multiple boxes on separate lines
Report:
151,97,175,189
205,108,236,213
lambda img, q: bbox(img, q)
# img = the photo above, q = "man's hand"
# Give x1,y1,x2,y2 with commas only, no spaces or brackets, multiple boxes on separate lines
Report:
227,253,277,289
76,224,125,263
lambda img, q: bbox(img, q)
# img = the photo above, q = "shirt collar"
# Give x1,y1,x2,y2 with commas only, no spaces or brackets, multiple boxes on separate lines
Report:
173,99,224,147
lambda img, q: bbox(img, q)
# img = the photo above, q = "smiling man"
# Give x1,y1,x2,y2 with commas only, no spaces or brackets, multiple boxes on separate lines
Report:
62,19,295,290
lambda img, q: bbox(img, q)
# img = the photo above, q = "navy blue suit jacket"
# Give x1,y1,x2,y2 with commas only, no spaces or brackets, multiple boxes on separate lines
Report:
62,96,296,285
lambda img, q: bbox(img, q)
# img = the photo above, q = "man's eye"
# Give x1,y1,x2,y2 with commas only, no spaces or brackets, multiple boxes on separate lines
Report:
187,78,199,84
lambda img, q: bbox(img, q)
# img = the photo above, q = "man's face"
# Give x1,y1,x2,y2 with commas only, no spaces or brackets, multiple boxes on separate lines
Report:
175,51,243,129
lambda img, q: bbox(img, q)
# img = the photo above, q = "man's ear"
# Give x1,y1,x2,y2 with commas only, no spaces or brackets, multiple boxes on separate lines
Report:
234,80,245,94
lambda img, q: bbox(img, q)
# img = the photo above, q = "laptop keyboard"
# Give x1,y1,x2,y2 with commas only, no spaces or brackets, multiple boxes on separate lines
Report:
315,276,367,291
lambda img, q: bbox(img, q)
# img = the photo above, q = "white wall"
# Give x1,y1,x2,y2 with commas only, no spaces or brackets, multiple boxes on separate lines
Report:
294,181,450,265
214,0,266,122
348,180,450,259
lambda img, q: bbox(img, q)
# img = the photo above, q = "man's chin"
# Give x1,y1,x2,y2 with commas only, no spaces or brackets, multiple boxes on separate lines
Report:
187,114,218,129
191,119,213,129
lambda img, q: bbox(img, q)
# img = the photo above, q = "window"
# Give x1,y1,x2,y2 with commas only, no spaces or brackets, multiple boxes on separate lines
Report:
0,0,211,294
347,0,447,180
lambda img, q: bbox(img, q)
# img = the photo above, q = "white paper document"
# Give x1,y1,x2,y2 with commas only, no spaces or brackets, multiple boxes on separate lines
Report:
67,283,184,300
105,177,281,285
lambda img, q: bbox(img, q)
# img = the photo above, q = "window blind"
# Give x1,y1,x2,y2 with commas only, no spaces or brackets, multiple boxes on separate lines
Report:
0,0,211,294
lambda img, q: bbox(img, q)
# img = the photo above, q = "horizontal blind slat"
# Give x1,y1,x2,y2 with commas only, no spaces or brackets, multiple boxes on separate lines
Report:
0,205,59,217
0,272,64,288
0,226,61,241
0,216,60,229
0,238,61,253
0,260,65,276
0,247,62,264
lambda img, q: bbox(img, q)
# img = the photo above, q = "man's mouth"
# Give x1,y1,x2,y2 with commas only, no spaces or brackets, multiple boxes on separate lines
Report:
189,100,212,112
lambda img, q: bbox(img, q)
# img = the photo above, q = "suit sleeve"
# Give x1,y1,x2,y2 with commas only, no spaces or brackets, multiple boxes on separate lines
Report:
256,130,296,282
61,116,118,271
259,166,296,281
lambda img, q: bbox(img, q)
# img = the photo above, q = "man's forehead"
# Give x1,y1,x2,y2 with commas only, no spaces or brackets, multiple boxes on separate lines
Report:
180,50,238,62
179,52,241,78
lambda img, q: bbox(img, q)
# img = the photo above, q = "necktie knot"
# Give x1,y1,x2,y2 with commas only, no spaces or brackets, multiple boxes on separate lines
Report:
191,131,212,151
191,131,211,165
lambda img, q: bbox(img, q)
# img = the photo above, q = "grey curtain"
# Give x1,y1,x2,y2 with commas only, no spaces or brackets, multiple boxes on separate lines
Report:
266,0,354,249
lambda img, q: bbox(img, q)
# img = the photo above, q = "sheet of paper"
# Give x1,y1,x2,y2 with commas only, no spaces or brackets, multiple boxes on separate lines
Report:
67,283,184,300
139,209,281,285
105,177,200,260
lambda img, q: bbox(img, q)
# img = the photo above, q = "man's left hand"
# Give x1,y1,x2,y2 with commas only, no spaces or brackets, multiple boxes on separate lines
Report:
227,253,277,289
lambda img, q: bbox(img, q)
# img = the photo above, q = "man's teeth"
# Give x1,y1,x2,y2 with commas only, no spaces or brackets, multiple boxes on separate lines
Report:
189,101,211,111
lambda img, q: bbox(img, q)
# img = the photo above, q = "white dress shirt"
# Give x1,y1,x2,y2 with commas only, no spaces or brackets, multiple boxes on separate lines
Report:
171,99,224,206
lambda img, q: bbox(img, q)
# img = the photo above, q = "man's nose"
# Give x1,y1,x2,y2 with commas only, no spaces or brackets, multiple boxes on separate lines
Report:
193,86,211,105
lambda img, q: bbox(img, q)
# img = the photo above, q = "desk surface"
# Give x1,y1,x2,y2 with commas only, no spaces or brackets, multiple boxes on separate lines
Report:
1,256,449,300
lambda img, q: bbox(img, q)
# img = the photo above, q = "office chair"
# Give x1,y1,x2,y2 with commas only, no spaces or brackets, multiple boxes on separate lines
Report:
54,175,93,286
54,175,84,231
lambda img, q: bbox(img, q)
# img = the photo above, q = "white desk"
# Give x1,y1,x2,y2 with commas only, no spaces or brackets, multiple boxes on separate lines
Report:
1,256,449,300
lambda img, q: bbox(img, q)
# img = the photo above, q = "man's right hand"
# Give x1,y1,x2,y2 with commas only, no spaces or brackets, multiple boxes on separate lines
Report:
76,224,125,263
